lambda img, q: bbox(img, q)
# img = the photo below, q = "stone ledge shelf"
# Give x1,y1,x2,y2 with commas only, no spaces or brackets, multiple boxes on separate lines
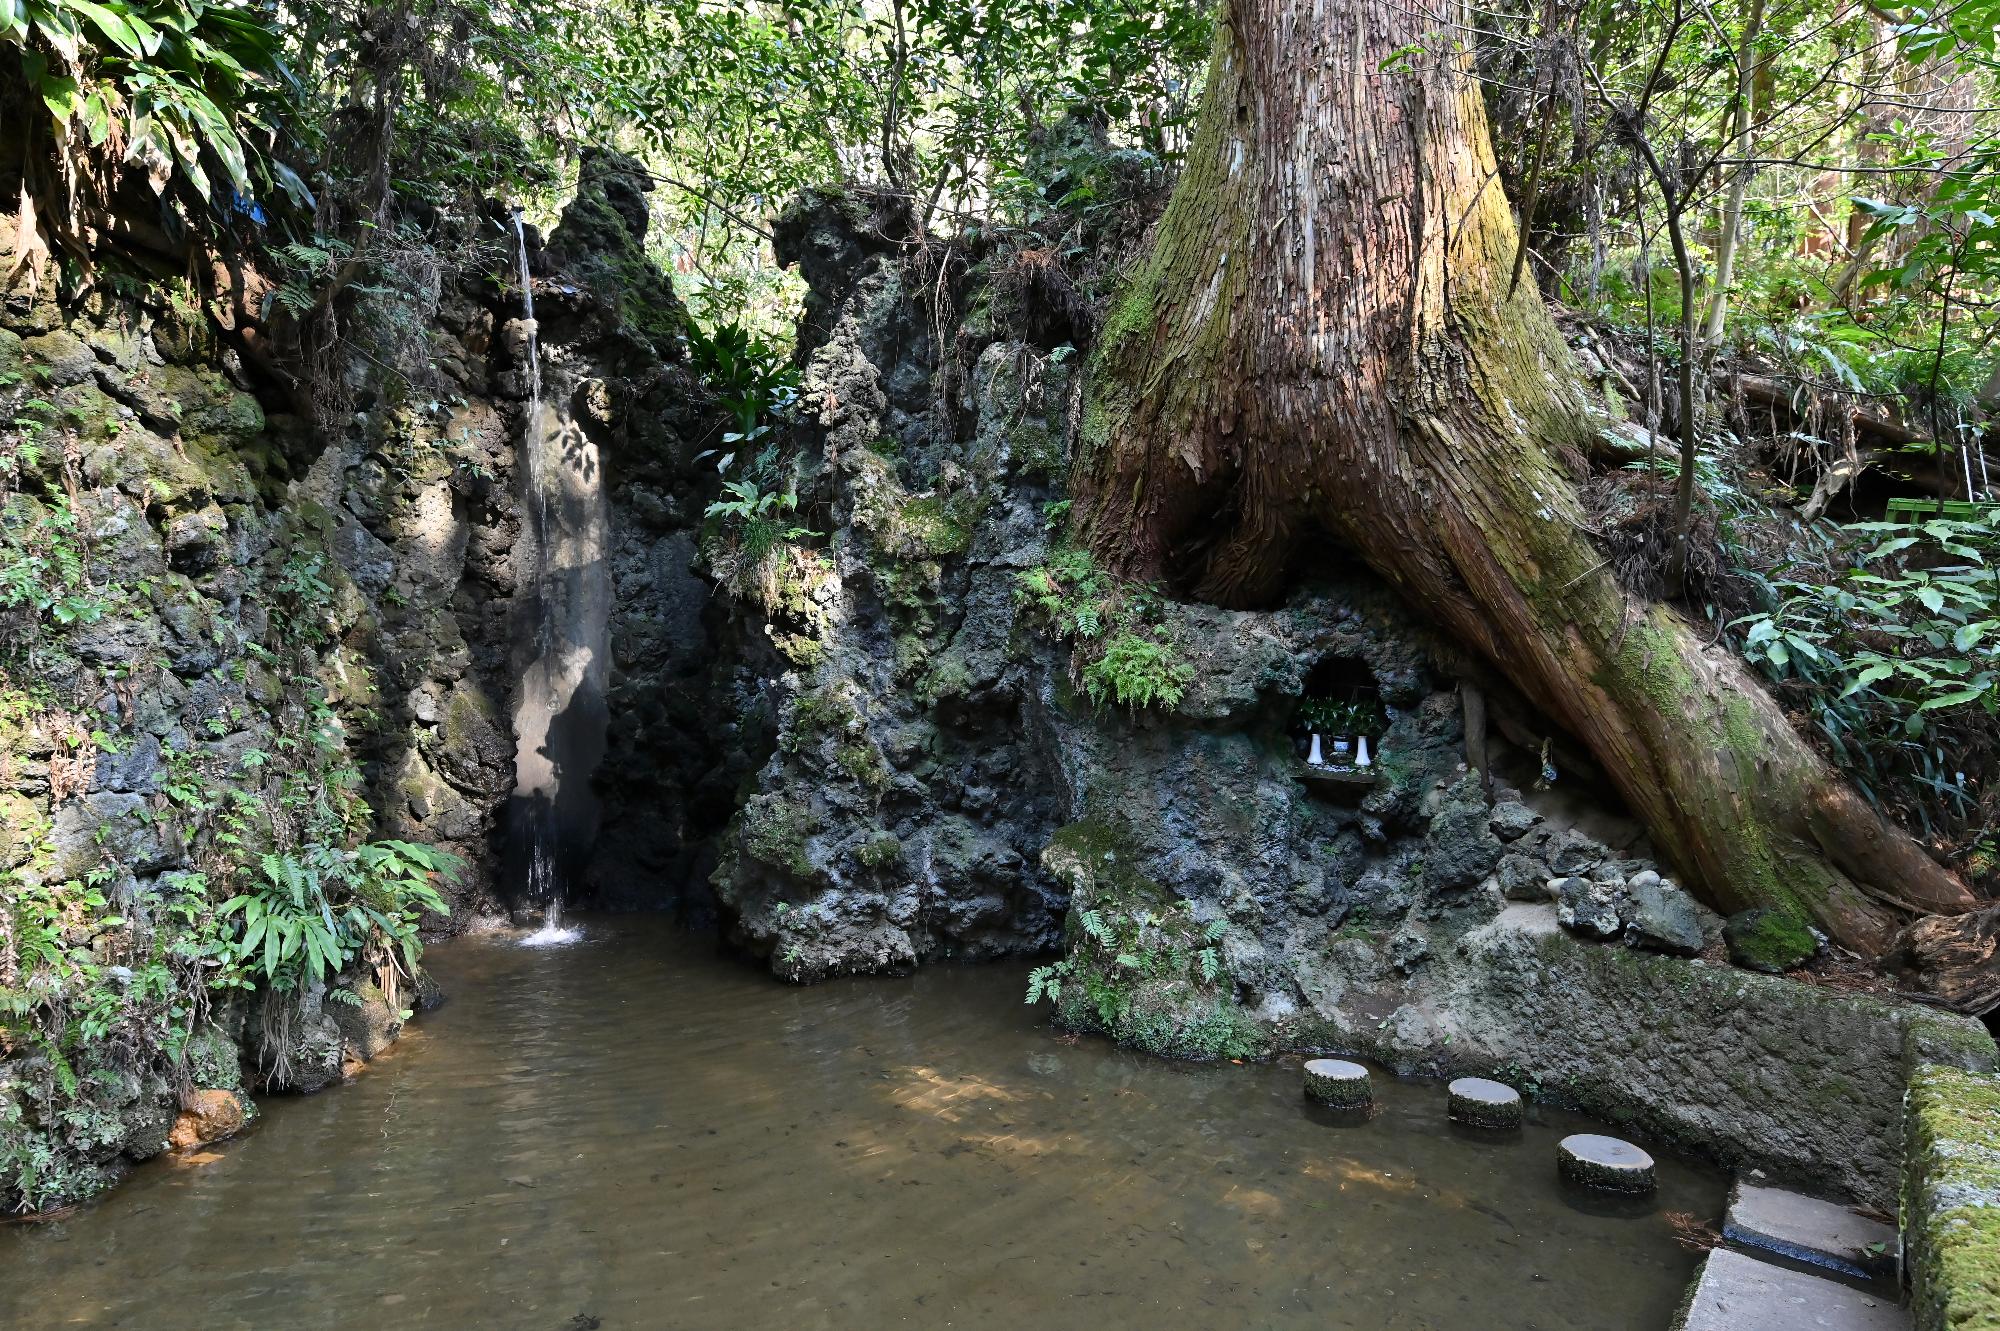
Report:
1724,1181,1897,1282
1674,1248,1907,1331
1293,763,1378,791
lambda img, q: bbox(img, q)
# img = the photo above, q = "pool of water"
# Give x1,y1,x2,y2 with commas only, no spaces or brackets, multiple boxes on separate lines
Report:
1,918,1723,1330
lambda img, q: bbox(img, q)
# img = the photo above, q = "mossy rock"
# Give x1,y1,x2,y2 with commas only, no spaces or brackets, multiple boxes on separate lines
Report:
1723,908,1818,973
857,832,903,869
1448,1076,1524,1128
740,794,817,879
1904,1064,2000,1331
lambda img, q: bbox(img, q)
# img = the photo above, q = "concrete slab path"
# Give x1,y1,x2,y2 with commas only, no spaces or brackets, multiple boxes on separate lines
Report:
1725,1181,1898,1280
1676,1249,1907,1331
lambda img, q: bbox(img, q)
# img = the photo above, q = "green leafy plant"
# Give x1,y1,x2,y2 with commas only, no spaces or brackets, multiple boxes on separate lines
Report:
0,495,113,636
1016,545,1192,712
685,320,799,455
1081,632,1193,711
219,839,459,1004
1735,515,1998,843
4,0,311,271
1027,892,1246,1058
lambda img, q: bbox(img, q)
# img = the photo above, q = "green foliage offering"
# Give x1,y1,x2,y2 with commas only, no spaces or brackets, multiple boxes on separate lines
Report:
1736,515,1998,840
1296,697,1377,737
1016,545,1191,713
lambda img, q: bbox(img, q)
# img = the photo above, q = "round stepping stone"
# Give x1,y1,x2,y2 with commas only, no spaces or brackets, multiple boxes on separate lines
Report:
1448,1077,1524,1128
1557,1134,1656,1193
1303,1058,1372,1109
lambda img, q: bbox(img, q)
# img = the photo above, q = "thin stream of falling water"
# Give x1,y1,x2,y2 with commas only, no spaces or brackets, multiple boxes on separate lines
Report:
512,207,558,711
512,207,580,948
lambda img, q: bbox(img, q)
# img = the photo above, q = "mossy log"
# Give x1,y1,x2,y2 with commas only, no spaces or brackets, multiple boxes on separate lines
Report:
1073,0,1977,957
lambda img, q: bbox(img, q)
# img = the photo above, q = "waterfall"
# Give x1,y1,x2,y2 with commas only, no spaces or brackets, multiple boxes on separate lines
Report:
507,206,612,946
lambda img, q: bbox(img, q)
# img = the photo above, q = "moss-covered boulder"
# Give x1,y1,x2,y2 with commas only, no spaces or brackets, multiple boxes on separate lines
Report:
546,148,687,360
1723,908,1819,973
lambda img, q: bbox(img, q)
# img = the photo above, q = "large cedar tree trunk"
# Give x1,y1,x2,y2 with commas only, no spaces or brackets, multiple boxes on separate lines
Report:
1075,0,1977,952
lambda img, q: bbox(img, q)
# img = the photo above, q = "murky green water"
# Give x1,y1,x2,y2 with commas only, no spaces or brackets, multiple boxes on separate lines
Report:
1,919,1721,1329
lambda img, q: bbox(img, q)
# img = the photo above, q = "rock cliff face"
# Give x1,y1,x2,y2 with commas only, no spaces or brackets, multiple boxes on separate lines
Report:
692,188,1998,1207
5,165,1979,1218
700,191,1666,994
0,151,719,1213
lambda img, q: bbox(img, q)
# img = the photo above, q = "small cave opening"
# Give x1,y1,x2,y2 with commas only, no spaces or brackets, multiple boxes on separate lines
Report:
1289,656,1386,764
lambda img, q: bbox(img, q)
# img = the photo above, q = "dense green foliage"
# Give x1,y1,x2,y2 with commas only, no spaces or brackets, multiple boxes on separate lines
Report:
1738,514,1998,854
3,0,305,268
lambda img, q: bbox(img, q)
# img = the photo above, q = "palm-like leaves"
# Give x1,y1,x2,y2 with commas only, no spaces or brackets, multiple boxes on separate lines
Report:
218,840,462,993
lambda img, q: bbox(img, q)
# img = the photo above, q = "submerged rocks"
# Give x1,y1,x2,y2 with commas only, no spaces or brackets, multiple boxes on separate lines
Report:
168,1089,251,1151
1724,909,1820,974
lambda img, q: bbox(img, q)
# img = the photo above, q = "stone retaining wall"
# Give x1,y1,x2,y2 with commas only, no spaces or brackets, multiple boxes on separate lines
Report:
1273,905,1996,1209
1904,1063,2000,1330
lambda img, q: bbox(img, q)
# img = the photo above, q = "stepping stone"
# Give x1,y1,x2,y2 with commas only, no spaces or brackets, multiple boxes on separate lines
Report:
1675,1248,1906,1331
1557,1133,1656,1193
1303,1058,1372,1109
1724,1181,1898,1281
1448,1077,1523,1128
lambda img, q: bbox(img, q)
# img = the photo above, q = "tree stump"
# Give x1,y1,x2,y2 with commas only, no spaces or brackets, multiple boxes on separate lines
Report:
1558,1134,1656,1193
1303,1058,1372,1109
1448,1077,1524,1128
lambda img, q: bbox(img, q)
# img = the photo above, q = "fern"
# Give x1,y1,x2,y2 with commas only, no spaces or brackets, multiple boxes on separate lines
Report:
1082,632,1194,711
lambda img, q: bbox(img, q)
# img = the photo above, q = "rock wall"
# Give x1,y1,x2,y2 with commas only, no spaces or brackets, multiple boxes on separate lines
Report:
702,188,1999,1211
705,192,1077,976
0,152,714,1214
1904,1062,2000,1330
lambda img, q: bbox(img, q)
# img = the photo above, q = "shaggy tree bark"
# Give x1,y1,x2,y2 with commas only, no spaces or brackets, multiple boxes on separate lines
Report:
1074,0,1978,953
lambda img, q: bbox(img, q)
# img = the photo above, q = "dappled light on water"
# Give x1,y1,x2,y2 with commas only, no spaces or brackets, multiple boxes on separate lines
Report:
0,919,1722,1330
